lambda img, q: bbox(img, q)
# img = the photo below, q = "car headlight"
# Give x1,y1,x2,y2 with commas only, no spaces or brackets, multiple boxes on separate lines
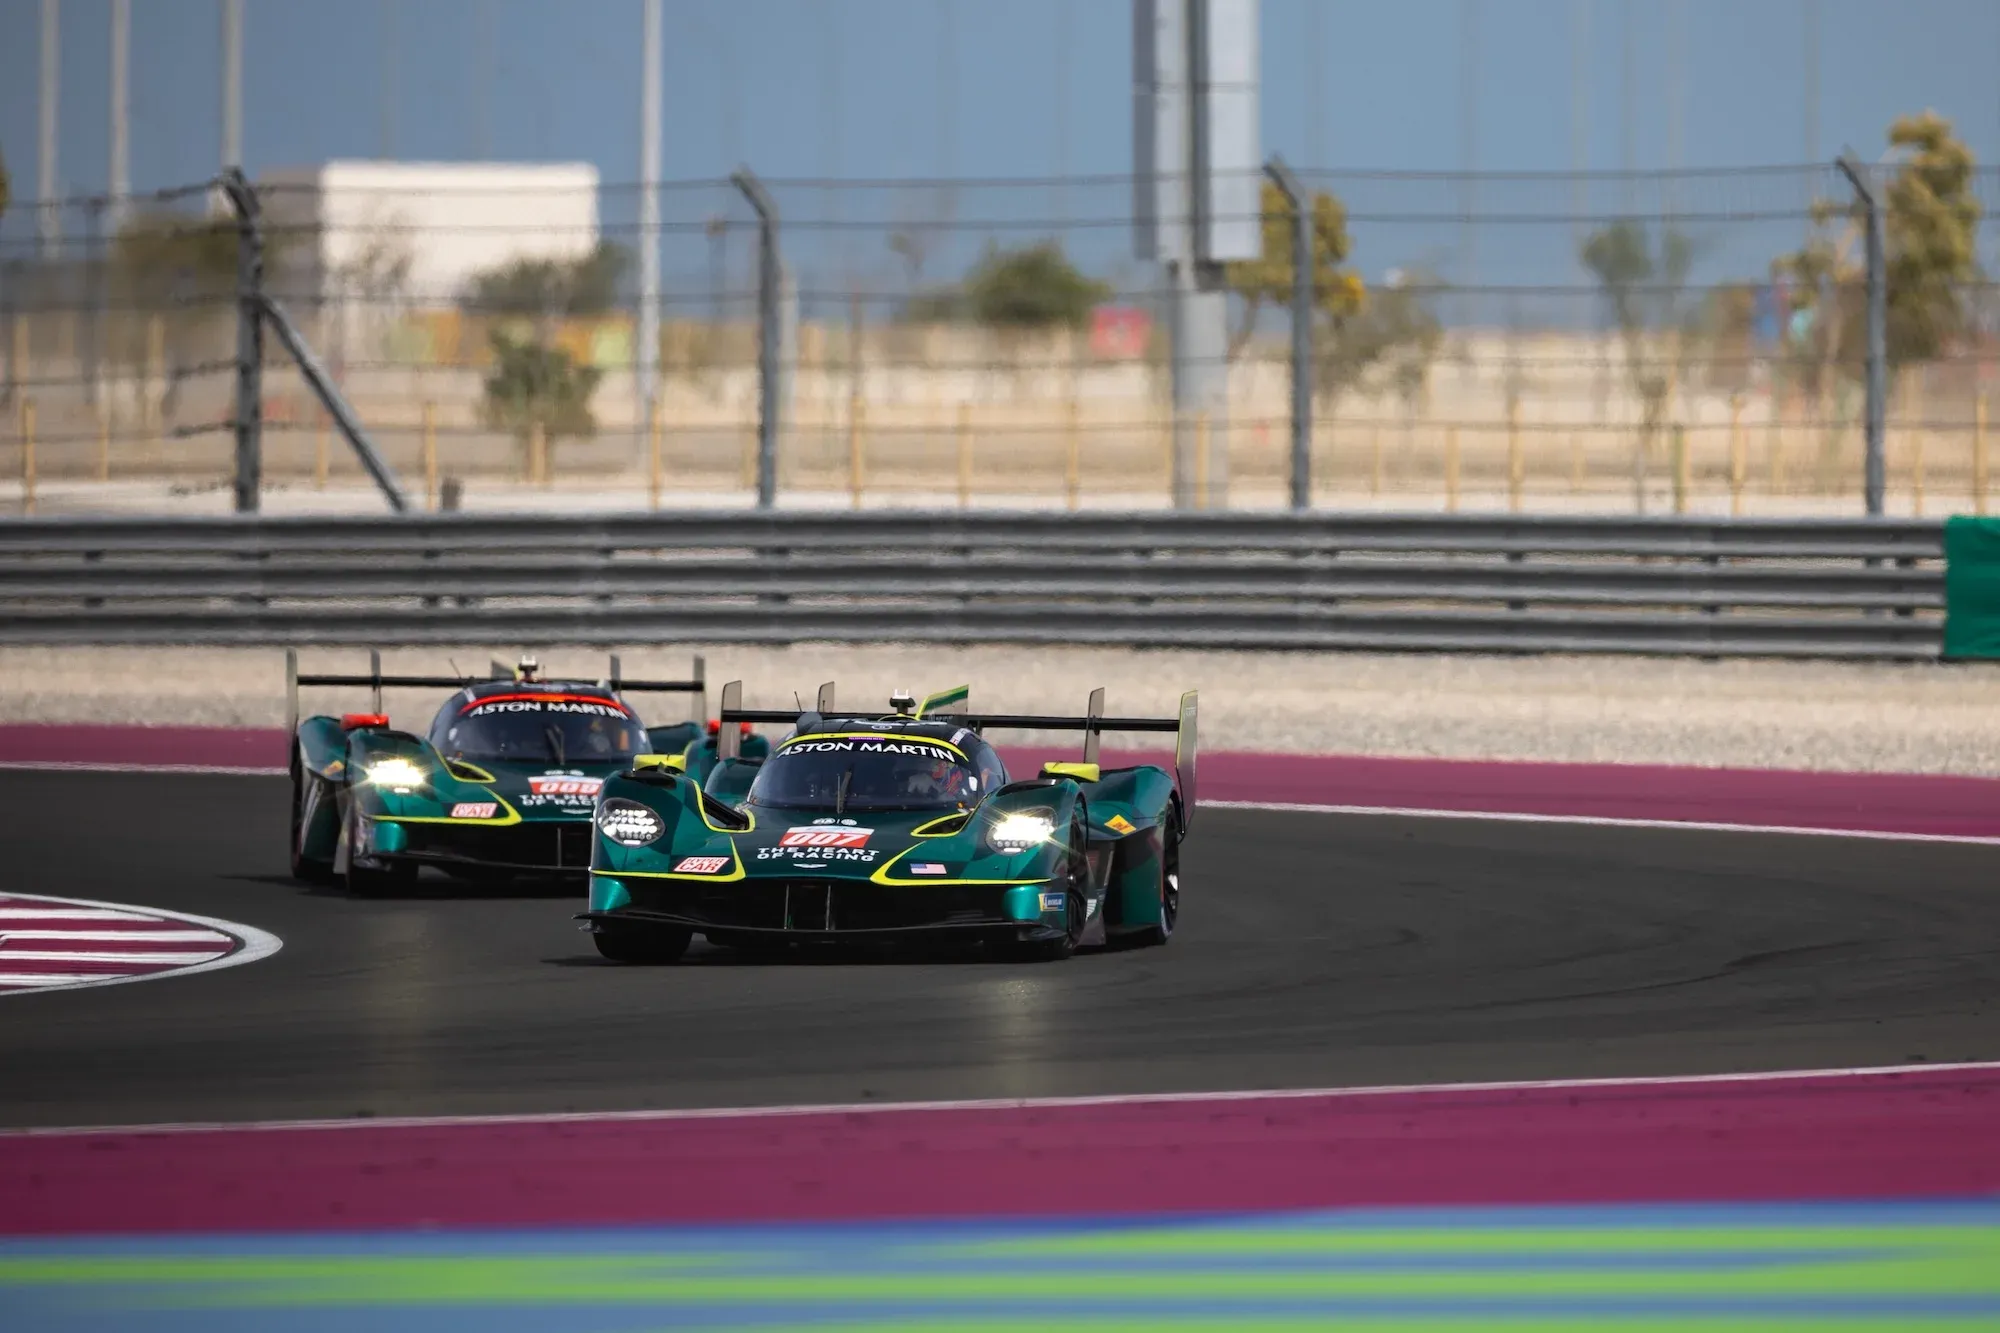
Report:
597,798,666,847
989,809,1056,852
365,757,428,791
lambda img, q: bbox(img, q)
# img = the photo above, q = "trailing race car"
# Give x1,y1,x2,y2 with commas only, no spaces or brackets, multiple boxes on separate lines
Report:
577,681,1197,963
287,651,708,894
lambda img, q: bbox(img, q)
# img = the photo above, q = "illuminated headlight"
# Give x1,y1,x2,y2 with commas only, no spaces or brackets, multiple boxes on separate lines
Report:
365,757,428,791
989,809,1056,851
597,798,666,847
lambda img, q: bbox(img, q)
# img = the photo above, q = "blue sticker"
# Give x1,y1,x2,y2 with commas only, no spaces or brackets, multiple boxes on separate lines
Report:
1038,891,1066,912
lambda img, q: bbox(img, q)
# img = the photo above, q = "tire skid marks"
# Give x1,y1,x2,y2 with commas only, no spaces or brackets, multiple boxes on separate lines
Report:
0,894,280,995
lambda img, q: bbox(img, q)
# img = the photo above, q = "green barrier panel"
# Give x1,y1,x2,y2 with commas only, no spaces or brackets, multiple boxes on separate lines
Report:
1944,515,2000,659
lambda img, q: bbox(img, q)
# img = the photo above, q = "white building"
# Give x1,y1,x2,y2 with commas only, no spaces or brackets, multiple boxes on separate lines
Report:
257,161,601,362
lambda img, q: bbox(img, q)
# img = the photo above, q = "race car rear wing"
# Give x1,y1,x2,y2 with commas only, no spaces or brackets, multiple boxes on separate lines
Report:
285,649,707,733
717,680,1199,825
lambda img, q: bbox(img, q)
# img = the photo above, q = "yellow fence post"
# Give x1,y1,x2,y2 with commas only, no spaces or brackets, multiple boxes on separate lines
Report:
1445,426,1460,513
96,404,111,484
1194,412,1211,511
422,401,438,511
848,396,865,510
648,397,664,511
1977,392,1989,516
9,315,25,392
145,315,165,431
529,420,548,487
740,422,755,493
1912,429,1926,517
314,413,330,490
1064,396,1081,511
1163,406,1176,501
1729,395,1746,517
1369,427,1383,496
1671,425,1689,515
1507,400,1524,513
19,399,36,518
956,402,973,509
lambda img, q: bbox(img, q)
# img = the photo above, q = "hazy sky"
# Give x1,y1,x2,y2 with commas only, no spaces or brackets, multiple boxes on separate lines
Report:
4,0,1998,300
3,0,1997,192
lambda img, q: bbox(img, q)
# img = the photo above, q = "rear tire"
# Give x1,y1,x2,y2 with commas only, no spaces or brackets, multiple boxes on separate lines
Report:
1132,808,1181,948
593,924,693,964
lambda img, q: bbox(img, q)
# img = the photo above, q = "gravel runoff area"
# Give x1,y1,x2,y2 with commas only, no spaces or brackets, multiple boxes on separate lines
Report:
4,645,1998,778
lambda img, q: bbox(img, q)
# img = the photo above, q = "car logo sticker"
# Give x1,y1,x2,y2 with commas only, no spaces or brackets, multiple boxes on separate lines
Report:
779,826,873,849
909,862,948,875
450,802,498,819
1105,814,1137,834
673,855,730,874
1039,891,1066,912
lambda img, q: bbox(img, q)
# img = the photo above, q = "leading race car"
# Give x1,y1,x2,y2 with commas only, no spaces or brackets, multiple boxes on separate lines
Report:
577,681,1197,963
287,651,709,894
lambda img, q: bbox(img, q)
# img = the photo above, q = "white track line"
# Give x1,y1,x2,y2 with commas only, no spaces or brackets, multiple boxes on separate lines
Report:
0,908,158,921
0,950,229,964
0,892,281,1000
0,930,233,944
1208,799,2000,847
12,1058,1999,1141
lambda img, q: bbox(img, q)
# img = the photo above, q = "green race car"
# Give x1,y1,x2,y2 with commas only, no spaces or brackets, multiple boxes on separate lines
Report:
287,652,709,894
577,682,1198,963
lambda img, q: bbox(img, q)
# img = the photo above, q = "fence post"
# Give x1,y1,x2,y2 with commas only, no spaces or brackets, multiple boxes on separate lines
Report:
1508,400,1524,513
222,168,264,514
1977,392,1989,516
1195,413,1211,511
1729,395,1746,517
1912,429,1925,517
730,168,781,509
19,399,35,517
314,414,329,490
847,396,864,510
529,421,548,487
422,401,438,511
96,404,109,483
956,402,973,508
1671,425,1689,515
1263,155,1313,510
648,396,664,511
1369,427,1383,496
1445,426,1460,513
1837,152,1887,517
1064,395,1081,511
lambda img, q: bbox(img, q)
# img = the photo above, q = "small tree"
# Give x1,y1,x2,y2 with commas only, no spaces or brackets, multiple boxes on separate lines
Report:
1580,220,1704,509
0,147,10,222
482,332,602,453
1224,179,1366,361
465,243,626,468
1319,268,1444,414
960,240,1110,331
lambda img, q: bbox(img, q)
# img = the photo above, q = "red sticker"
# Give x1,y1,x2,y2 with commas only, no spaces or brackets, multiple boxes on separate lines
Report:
674,855,730,874
450,802,498,819
779,826,873,849
528,776,603,797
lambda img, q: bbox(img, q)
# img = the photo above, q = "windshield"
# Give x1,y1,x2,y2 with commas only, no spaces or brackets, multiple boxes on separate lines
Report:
434,695,645,765
746,736,981,812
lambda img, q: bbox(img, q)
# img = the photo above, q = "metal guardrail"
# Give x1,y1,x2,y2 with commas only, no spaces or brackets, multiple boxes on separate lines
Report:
0,511,1949,658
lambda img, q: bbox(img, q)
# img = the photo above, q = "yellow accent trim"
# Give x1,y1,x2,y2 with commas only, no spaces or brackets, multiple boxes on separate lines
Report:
867,841,1049,887
909,811,972,837
443,759,496,783
370,791,524,828
913,684,971,720
1042,761,1101,783
776,730,967,758
633,753,687,772
592,842,745,883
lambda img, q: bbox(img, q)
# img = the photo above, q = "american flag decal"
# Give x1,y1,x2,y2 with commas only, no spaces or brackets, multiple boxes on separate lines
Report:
0,893,281,996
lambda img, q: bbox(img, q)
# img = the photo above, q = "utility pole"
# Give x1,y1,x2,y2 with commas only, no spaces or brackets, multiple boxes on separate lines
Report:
636,0,663,434
38,0,60,258
221,0,244,171
108,0,130,233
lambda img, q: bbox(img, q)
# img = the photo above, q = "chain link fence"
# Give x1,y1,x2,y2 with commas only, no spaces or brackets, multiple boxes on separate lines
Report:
3,163,1996,515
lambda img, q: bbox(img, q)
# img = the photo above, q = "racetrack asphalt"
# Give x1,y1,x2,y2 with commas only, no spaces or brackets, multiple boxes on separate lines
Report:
2,767,1998,1131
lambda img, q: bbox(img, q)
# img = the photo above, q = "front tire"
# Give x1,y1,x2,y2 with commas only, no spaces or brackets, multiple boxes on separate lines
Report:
342,806,415,897
1019,815,1089,962
593,924,693,964
1132,808,1181,947
289,755,335,883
